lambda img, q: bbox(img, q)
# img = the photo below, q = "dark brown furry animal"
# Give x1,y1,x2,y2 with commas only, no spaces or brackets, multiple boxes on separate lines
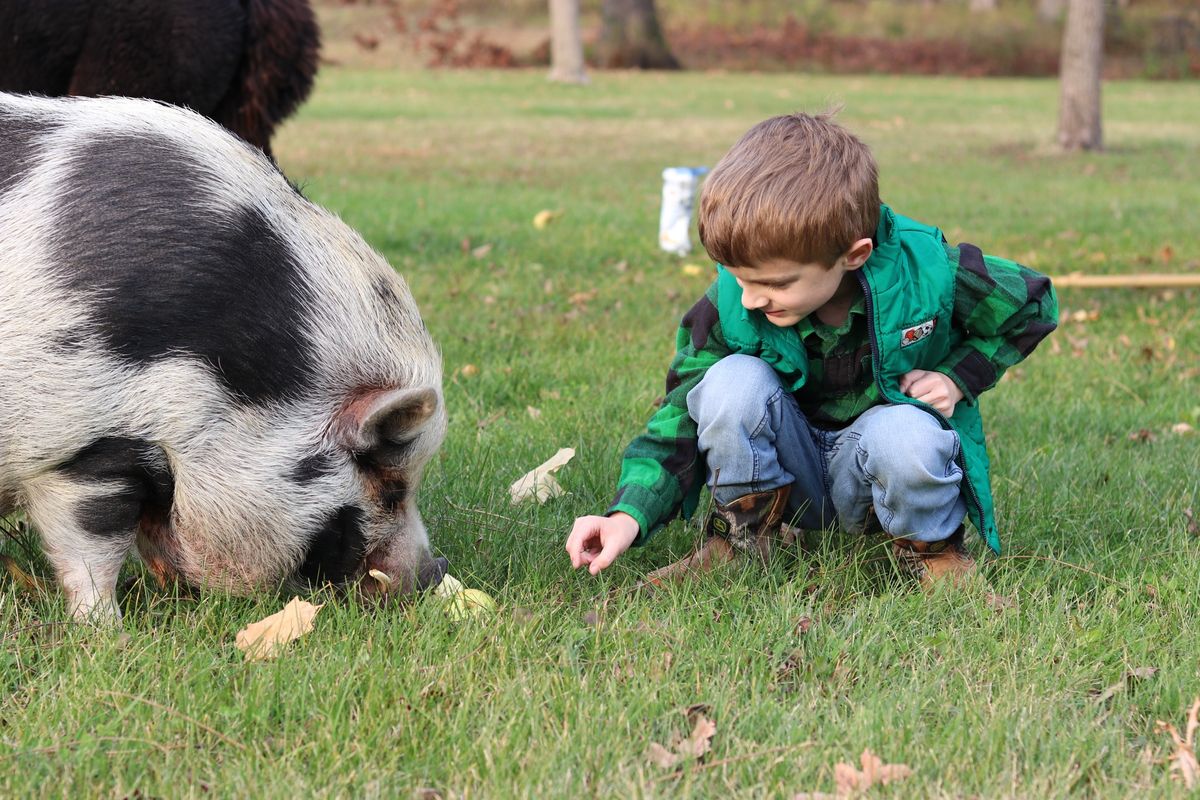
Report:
0,0,319,156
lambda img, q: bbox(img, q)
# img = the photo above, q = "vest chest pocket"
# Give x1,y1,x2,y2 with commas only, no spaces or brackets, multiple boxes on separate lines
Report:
884,314,951,374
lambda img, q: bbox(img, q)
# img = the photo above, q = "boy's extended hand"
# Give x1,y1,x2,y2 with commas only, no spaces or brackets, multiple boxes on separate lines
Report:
566,512,640,575
900,369,964,417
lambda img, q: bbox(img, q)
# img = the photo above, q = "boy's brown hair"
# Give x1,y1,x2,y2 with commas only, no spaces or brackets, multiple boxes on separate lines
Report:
698,112,880,269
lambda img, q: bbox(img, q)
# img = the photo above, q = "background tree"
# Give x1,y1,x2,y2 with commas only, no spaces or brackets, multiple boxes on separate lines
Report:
1057,0,1105,151
548,0,587,84
595,0,679,70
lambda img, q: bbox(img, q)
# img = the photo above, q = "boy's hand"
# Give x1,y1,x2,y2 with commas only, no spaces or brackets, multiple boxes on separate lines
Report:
899,369,964,417
566,512,640,575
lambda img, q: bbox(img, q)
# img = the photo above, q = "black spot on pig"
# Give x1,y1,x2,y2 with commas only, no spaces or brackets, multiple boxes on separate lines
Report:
59,437,175,538
296,505,367,585
291,452,340,484
0,112,51,199
53,134,317,405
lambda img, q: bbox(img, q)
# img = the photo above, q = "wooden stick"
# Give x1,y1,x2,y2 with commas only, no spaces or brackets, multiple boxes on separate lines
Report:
1051,273,1200,288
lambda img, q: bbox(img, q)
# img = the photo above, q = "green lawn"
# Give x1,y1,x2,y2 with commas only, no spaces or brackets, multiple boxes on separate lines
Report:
3,70,1199,798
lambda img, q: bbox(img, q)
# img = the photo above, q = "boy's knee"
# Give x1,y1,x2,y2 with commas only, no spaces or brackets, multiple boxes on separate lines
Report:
687,355,782,429
855,404,959,474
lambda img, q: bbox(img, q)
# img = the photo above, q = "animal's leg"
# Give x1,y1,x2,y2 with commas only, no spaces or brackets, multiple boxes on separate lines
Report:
22,440,155,621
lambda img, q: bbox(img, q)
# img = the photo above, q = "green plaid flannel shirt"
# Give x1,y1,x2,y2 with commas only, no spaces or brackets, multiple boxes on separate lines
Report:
607,242,1057,542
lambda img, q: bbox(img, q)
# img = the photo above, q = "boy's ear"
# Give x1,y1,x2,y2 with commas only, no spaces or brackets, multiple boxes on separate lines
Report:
841,238,874,270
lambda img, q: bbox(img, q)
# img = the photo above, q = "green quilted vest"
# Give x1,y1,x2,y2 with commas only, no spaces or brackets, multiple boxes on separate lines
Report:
713,205,1001,553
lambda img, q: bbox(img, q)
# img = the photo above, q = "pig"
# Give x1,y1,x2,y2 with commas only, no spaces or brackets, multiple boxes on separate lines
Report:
0,92,448,620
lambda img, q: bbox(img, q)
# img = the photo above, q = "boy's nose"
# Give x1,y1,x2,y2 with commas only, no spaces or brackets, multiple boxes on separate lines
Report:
741,289,768,310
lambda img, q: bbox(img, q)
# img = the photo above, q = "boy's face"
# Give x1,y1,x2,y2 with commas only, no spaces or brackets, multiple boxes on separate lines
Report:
728,257,854,327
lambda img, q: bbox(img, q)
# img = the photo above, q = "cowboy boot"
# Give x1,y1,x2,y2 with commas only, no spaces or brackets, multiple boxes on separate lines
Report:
891,525,976,588
645,485,792,586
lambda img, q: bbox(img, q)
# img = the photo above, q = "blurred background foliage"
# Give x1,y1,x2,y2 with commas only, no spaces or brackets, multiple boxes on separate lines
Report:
318,0,1199,78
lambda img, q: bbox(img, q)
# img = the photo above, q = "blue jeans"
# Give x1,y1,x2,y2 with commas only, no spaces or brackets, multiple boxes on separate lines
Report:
686,355,967,543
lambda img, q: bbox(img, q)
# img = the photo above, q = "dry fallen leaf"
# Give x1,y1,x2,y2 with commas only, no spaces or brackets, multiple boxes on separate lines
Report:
1171,422,1195,436
1156,698,1199,789
532,209,562,229
526,405,542,420
470,243,493,259
1091,666,1157,704
1,554,52,594
509,447,575,504
1185,508,1199,538
833,749,912,796
646,706,717,769
235,597,322,661
459,363,479,378
681,263,705,277
985,592,1016,613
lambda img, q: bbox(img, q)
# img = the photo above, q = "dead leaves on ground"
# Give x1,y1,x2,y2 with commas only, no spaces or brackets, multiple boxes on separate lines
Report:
646,704,717,770
1090,666,1158,704
1156,698,1200,790
509,447,575,504
793,749,913,799
1,554,51,595
234,597,323,661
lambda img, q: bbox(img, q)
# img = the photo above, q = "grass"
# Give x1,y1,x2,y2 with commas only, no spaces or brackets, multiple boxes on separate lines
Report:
3,69,1200,798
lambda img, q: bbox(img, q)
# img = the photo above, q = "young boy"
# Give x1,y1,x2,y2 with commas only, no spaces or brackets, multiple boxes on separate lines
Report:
565,112,1058,586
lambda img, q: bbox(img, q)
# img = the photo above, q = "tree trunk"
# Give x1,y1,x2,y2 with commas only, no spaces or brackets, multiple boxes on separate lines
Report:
548,0,588,84
1057,0,1105,151
596,0,680,70
1037,0,1067,22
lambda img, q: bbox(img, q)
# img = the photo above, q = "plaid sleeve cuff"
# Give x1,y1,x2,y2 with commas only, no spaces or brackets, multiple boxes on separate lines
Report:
607,484,674,547
938,343,999,402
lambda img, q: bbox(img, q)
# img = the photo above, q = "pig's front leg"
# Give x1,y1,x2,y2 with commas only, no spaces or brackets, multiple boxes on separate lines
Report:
22,438,167,621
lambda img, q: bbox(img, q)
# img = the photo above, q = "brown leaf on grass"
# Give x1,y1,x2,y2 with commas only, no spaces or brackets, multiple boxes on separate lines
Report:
647,742,683,769
1171,422,1195,436
1156,698,1200,789
1159,244,1175,264
1,554,52,594
509,447,575,504
1128,429,1156,444
1185,508,1199,538
794,616,814,635
568,290,598,306
833,749,913,796
1091,666,1158,704
985,592,1016,613
645,705,717,769
470,243,493,259
235,597,322,661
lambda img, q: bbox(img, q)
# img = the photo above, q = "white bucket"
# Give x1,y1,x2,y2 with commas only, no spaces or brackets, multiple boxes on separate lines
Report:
658,166,708,256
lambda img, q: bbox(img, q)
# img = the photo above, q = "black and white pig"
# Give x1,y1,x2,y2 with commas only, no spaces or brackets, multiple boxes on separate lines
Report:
0,92,448,620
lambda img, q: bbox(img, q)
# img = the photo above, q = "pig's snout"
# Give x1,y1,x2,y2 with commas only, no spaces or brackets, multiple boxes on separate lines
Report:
417,556,449,591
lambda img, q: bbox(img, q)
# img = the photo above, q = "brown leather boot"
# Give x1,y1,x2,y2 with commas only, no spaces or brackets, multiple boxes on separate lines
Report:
644,486,792,586
891,526,976,588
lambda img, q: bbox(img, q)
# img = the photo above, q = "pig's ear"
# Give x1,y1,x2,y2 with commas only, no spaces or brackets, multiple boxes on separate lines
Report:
336,387,440,452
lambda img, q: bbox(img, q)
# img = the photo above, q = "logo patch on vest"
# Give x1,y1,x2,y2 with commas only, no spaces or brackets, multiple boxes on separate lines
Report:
900,317,937,347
